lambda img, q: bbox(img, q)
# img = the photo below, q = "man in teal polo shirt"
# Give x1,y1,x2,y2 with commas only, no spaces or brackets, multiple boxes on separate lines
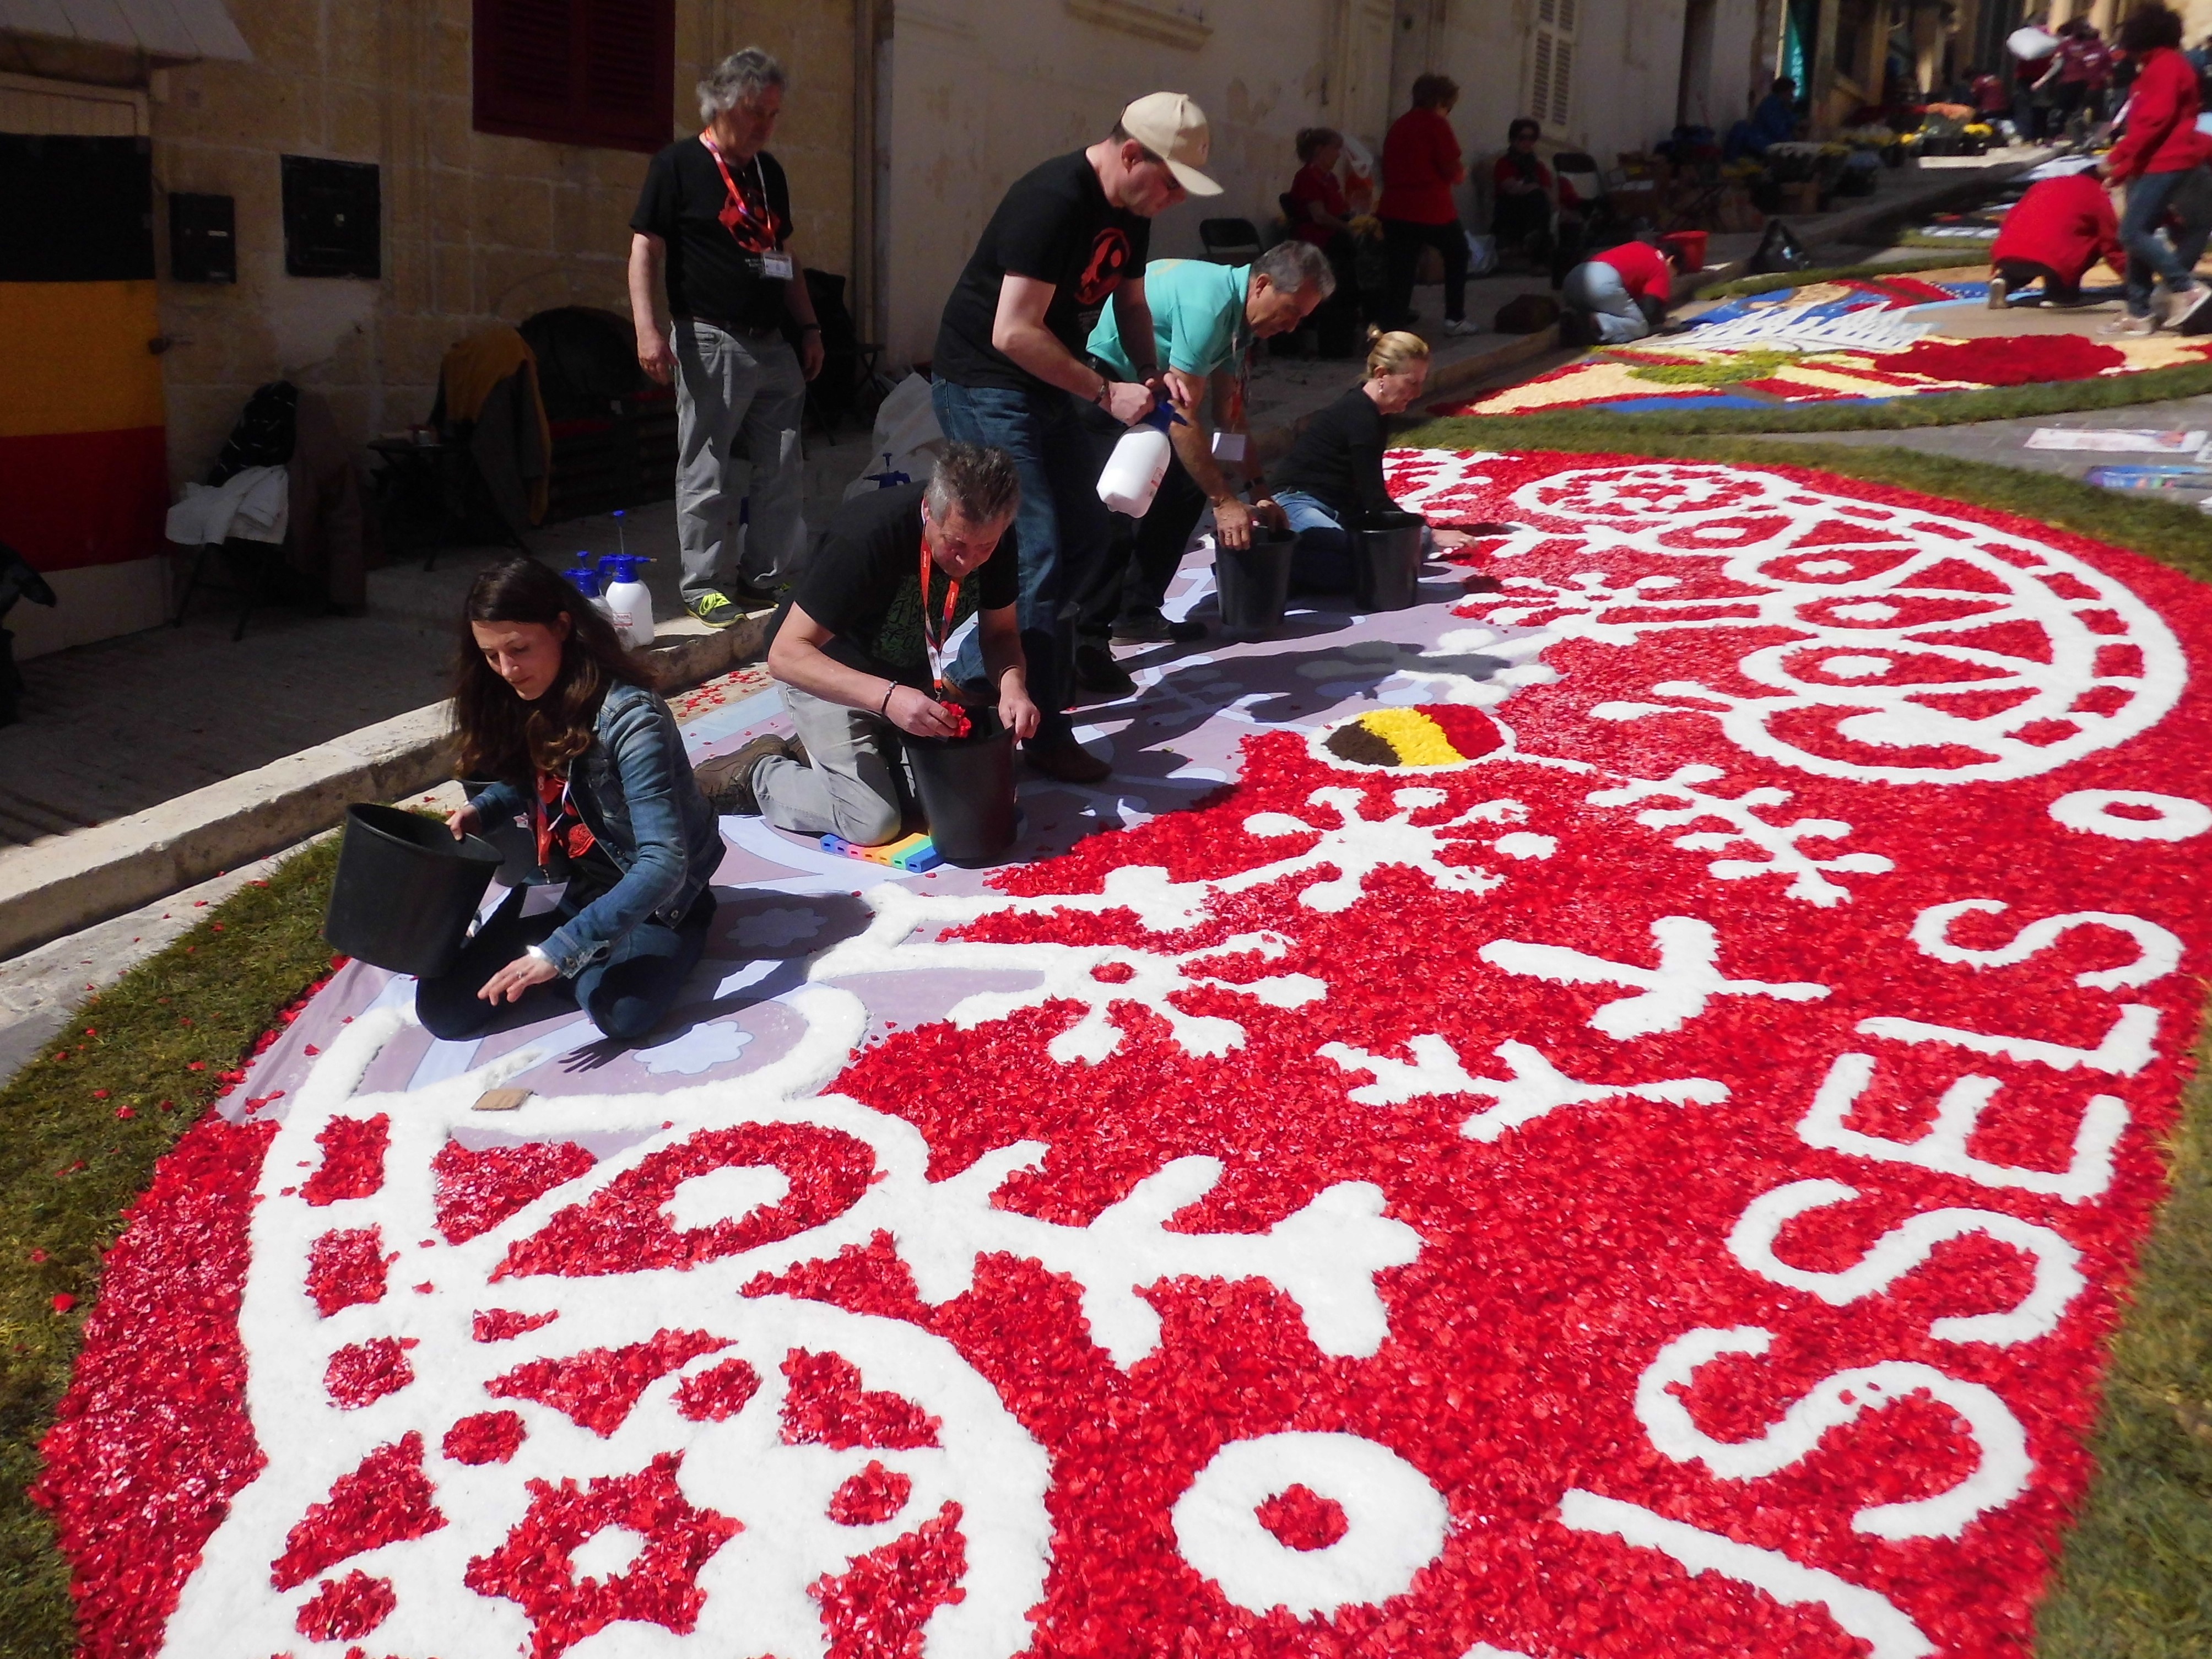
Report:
1073,239,1333,689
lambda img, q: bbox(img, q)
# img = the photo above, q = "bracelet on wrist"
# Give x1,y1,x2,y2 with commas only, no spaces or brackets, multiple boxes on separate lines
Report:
798,322,821,332
879,680,897,716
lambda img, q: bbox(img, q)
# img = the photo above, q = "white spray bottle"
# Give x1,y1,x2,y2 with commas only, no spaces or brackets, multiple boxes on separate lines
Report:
598,554,656,649
1096,404,1186,517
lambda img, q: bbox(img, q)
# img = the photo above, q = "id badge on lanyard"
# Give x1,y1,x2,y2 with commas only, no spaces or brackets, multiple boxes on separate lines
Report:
700,132,788,278
919,543,960,693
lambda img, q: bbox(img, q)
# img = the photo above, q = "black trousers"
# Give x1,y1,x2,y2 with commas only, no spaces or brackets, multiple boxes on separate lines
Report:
1077,446,1209,639
415,884,716,1045
1994,256,2080,305
1382,217,1469,325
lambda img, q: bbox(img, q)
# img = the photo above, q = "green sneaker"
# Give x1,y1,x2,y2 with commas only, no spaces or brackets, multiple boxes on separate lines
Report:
688,592,740,629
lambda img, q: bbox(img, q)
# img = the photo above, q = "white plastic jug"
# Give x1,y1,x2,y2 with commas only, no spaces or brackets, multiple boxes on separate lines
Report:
599,554,656,649
1096,406,1178,517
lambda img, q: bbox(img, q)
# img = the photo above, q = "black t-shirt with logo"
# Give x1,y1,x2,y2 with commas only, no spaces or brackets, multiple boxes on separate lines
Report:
788,482,1021,690
932,150,1150,393
630,139,793,331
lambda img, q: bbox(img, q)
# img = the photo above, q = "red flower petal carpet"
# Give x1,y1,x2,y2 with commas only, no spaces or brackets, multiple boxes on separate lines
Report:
34,453,2212,1659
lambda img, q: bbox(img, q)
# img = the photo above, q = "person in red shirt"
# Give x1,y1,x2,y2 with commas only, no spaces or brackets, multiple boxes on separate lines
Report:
1559,234,1679,345
1288,127,1352,247
1378,74,1475,334
1492,117,1556,255
2042,20,2111,139
2101,3,2212,333
1970,67,2010,117
1988,170,2123,306
1286,127,1371,355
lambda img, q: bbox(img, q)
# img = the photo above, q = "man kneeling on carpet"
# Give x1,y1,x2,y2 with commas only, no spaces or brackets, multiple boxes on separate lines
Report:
1557,232,1681,346
706,442,1040,846
425,560,726,1044
1987,168,2123,309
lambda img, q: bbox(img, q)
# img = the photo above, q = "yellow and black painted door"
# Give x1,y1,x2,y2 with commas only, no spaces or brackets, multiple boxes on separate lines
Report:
0,134,167,579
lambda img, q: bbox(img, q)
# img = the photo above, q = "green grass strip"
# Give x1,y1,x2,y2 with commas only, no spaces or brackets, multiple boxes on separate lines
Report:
2035,1017,2212,1657
1898,229,2003,251
0,836,341,1658
1391,425,2212,1655
1694,249,1993,299
1414,356,2212,437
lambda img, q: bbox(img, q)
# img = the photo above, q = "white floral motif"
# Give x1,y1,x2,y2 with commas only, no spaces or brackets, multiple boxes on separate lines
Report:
166,990,1423,1658
1317,1035,1727,1141
1233,787,1539,912
1588,764,1894,906
809,791,1552,1062
1441,463,2185,783
815,886,1326,1063
1480,916,1831,1039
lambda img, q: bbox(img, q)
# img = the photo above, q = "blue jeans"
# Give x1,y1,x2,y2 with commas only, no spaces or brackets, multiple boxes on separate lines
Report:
1274,489,1356,592
2121,167,2210,317
930,377,1115,741
415,884,716,1044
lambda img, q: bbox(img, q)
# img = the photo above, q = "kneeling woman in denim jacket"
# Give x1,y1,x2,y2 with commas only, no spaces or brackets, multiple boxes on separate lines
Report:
420,559,724,1043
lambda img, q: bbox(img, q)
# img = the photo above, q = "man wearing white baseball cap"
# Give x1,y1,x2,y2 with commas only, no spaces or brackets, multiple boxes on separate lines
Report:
931,93,1218,783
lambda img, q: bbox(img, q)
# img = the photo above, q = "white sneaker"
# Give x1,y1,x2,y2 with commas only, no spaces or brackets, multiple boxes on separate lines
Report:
2101,312,2159,337
1440,317,1481,337
2170,285,2212,334
1986,274,2008,310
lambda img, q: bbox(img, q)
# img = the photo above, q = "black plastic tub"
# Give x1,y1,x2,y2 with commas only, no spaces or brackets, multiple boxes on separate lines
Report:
460,778,544,888
1216,526,1295,636
904,711,1018,866
325,803,504,978
1351,511,1425,611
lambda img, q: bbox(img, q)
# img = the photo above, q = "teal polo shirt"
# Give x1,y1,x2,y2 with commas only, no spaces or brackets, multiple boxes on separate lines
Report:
1086,257,1252,382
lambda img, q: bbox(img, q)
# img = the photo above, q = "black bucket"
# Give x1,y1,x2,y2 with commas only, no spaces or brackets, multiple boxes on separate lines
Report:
1351,511,1426,611
904,711,1018,867
325,803,504,978
461,779,544,888
1215,527,1295,636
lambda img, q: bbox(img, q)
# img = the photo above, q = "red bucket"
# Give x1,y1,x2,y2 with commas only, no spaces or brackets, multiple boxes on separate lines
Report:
1662,229,1708,272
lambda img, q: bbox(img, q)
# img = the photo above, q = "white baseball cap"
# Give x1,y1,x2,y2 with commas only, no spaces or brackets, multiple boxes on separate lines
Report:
1119,92,1223,197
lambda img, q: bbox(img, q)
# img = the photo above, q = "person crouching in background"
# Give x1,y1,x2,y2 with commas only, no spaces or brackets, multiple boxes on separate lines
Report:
1558,231,1681,346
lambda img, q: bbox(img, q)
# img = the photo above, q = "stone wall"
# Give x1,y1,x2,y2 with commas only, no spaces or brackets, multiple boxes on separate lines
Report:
879,0,1774,368
150,0,857,490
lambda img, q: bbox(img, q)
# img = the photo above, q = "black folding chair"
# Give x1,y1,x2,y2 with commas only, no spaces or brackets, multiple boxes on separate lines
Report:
1200,217,1264,264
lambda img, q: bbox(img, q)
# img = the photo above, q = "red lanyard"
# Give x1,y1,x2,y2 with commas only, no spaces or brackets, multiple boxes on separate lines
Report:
699,131,776,251
532,775,581,869
919,540,960,693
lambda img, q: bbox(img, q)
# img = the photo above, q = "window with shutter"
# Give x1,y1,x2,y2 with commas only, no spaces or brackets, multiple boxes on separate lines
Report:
1532,0,1577,131
474,0,675,153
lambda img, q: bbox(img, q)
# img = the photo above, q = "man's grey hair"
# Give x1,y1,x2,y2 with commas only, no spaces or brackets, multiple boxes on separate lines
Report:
697,48,786,122
926,442,1021,527
1255,238,1336,299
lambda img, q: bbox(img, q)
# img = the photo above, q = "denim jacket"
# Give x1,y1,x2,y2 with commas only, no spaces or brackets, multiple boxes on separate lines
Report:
469,683,723,977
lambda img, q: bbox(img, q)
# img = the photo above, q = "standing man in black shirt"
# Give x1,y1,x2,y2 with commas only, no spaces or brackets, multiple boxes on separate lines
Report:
706,443,1036,847
930,92,1219,783
630,48,824,630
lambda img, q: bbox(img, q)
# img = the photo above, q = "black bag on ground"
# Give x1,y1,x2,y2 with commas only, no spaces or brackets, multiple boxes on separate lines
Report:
1748,218,1813,275
1494,293,1562,333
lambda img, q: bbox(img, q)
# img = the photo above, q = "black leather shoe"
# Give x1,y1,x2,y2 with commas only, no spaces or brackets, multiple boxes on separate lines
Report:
1071,642,1138,702
1023,735,1112,783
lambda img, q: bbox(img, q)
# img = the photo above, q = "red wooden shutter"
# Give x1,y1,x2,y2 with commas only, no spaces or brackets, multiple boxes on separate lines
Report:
473,0,674,153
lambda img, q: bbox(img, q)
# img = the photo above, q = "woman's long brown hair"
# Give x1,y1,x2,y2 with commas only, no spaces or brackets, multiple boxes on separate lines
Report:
451,558,656,782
